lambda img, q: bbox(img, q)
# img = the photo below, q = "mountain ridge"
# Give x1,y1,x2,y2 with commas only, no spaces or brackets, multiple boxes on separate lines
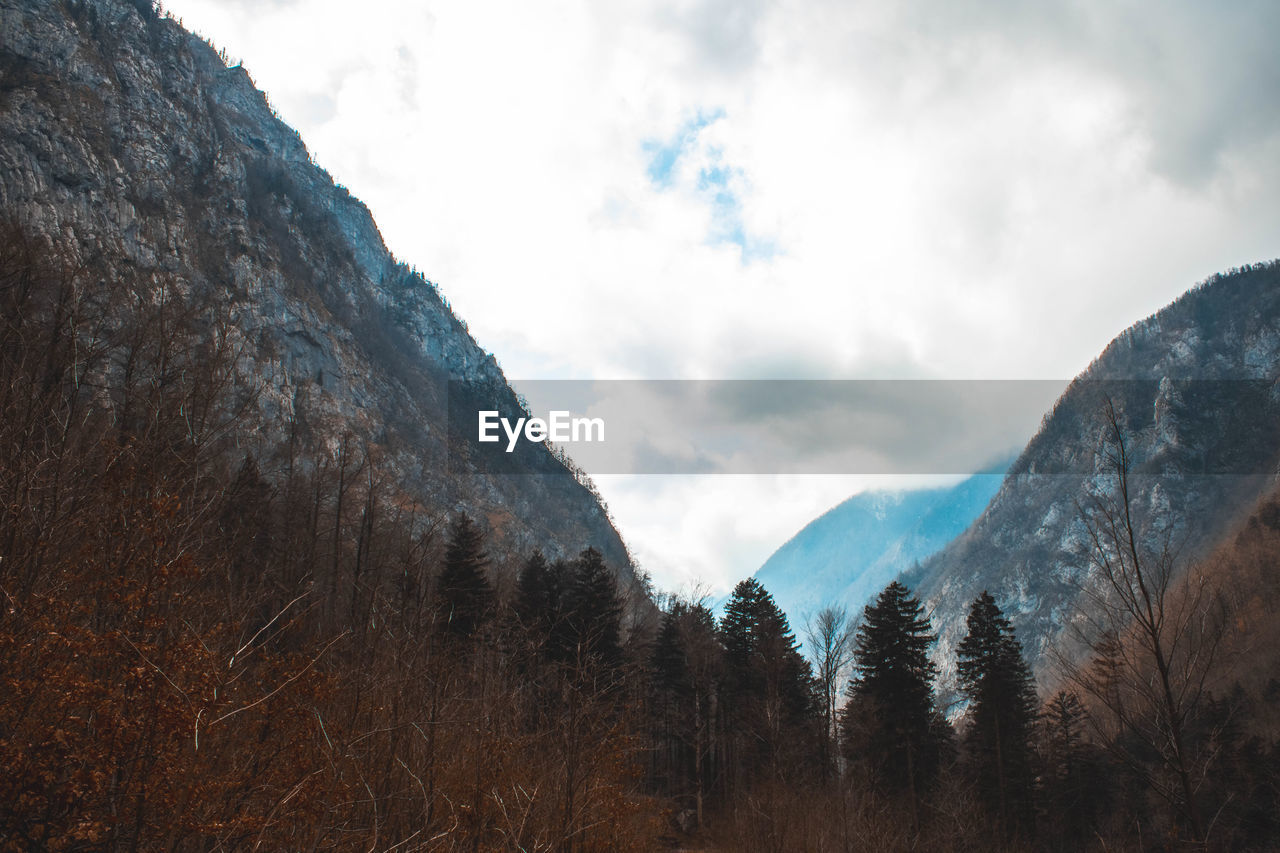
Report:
906,261,1280,687
0,0,635,581
742,468,1007,634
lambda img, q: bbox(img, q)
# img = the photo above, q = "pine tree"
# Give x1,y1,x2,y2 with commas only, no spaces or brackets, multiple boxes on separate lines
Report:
515,550,556,635
650,604,687,776
841,581,941,812
565,547,622,670
956,591,1038,834
719,578,816,788
649,600,722,824
435,514,494,639
514,549,564,671
651,605,690,695
1037,689,1104,844
720,578,806,701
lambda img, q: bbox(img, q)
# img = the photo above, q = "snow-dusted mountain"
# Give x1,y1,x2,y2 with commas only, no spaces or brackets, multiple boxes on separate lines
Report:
744,469,1006,634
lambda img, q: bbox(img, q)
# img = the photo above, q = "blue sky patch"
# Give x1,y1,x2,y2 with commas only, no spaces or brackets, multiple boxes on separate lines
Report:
642,109,776,263
643,109,723,187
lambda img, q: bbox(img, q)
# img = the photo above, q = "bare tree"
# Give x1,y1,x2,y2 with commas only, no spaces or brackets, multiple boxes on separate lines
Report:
1067,398,1229,847
804,605,856,779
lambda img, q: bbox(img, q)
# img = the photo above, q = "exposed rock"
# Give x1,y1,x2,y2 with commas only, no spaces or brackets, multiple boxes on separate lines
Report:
905,262,1280,689
0,0,634,581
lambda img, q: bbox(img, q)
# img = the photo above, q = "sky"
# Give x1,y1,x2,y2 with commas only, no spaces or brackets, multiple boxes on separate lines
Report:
163,0,1280,596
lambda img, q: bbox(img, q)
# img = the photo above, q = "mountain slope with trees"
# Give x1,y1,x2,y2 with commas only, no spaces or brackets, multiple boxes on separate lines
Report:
904,261,1280,685
0,0,633,580
3,1,1280,850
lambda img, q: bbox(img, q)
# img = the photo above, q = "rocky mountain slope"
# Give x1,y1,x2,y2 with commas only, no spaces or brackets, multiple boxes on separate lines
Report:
0,0,633,579
904,262,1280,687
746,470,1005,633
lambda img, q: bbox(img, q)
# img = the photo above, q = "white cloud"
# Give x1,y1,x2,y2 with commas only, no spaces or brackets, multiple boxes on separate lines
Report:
596,474,970,596
164,0,1280,593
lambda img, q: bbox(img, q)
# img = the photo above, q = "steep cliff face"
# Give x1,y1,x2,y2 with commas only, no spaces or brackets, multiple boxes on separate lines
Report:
0,0,632,576
908,263,1280,686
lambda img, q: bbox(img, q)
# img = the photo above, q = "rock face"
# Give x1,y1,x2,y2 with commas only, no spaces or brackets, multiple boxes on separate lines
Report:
0,0,633,578
906,263,1280,687
746,470,1005,635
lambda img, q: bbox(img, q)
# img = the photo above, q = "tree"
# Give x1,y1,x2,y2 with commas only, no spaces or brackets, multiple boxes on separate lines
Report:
435,514,494,639
719,578,816,790
841,581,941,826
515,550,555,635
804,605,855,779
566,547,623,671
956,591,1037,834
1036,690,1107,846
650,597,722,826
1069,399,1229,846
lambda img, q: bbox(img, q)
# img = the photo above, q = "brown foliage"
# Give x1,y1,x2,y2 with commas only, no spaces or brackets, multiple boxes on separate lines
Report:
0,223,664,850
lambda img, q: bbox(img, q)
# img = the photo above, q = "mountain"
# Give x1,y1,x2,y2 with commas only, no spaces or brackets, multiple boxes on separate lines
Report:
905,262,1280,687
0,0,632,580
1180,483,1280,715
746,469,1005,633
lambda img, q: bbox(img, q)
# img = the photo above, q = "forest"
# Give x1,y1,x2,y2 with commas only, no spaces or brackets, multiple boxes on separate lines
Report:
2,220,1279,852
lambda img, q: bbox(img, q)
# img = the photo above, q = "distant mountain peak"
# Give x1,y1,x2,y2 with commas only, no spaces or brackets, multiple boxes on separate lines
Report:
744,468,1009,634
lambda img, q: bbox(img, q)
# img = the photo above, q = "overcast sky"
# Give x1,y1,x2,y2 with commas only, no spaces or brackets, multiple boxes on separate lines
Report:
164,0,1280,595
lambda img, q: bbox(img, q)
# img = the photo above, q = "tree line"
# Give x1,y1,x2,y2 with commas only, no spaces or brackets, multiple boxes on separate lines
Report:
0,222,657,850
2,221,1279,851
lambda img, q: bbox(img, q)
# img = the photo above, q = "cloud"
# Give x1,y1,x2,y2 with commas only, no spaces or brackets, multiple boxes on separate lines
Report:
642,109,777,259
864,0,1280,185
597,473,968,594
659,0,770,78
162,0,1280,593
505,379,1061,475
164,0,1280,383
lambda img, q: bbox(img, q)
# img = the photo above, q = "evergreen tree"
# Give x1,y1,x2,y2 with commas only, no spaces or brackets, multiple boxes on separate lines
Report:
435,514,494,639
651,605,690,695
720,578,807,702
515,550,556,635
719,578,817,788
565,547,623,670
648,607,684,796
1037,689,1105,845
514,549,566,670
956,591,1038,834
841,581,941,810
650,600,722,824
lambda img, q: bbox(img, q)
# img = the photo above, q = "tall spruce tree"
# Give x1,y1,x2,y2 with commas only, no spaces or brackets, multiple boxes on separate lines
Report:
719,578,816,788
514,549,567,668
651,605,690,695
956,591,1038,834
1037,689,1104,845
841,581,941,811
566,547,623,670
515,550,556,635
435,514,494,639
650,600,722,825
